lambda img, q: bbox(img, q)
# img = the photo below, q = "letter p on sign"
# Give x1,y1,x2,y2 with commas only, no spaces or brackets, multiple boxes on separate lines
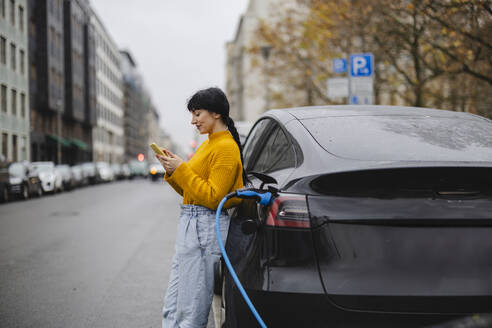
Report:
350,53,373,77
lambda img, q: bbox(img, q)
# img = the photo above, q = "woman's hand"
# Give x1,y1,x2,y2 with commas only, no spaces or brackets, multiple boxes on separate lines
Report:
155,149,184,175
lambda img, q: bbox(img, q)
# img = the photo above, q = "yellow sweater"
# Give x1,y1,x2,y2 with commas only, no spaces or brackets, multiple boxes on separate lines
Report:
164,130,244,209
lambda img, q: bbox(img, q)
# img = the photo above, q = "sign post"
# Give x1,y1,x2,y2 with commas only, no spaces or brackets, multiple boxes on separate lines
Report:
348,53,374,105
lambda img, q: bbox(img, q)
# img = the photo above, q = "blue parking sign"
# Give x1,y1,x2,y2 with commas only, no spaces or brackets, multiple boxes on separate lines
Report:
350,53,373,77
333,58,347,73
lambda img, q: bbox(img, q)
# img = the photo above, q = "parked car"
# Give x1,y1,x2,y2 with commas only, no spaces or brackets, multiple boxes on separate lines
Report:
219,106,492,328
81,162,97,184
111,163,124,180
3,161,43,200
70,165,84,187
121,163,131,179
55,164,74,191
149,162,165,181
128,160,148,179
95,162,114,182
31,161,63,194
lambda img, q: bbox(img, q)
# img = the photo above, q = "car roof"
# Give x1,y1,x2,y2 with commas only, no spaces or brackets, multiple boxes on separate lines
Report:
261,105,492,178
268,105,486,120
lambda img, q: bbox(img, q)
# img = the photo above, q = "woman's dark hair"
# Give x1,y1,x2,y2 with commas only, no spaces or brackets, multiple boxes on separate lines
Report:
187,87,249,185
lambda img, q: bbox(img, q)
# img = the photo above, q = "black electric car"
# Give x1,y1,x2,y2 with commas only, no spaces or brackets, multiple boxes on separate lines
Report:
220,106,492,328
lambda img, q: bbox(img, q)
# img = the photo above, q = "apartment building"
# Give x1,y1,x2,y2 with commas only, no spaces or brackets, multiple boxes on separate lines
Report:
90,10,123,163
0,0,30,162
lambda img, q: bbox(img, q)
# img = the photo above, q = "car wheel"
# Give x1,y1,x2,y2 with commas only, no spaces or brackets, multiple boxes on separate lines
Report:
37,185,43,197
22,184,29,200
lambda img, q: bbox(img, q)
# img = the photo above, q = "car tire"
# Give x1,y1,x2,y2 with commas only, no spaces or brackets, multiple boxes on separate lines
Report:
21,184,29,200
37,185,43,197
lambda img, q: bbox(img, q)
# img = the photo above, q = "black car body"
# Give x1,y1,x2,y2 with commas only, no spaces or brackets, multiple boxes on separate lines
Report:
221,106,492,327
4,162,43,200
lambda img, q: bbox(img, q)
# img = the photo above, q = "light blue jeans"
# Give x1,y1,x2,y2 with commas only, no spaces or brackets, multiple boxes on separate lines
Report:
162,204,230,328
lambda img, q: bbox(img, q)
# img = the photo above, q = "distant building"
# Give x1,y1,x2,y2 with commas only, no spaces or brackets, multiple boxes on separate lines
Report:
63,0,94,164
28,0,65,163
147,105,160,163
27,0,94,164
90,9,123,163
120,50,148,162
226,0,283,123
0,0,30,162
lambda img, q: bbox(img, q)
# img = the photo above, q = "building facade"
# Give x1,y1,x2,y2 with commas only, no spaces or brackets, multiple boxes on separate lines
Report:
1,0,30,162
28,0,65,163
226,0,280,123
120,50,149,162
28,0,94,164
90,10,123,163
63,0,93,164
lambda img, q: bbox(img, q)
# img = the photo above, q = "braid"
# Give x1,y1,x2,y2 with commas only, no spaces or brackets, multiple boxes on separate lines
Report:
224,116,250,185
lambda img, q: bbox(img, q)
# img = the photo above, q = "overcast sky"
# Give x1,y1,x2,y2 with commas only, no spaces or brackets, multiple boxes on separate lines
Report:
90,0,249,154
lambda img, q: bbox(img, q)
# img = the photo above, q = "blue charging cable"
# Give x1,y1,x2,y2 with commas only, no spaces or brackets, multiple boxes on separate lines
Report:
216,189,274,328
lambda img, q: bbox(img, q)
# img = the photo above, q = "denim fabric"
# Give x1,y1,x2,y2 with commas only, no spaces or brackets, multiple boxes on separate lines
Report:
162,204,230,328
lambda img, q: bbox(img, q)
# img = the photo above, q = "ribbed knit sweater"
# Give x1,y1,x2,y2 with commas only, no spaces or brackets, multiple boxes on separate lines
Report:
164,130,244,209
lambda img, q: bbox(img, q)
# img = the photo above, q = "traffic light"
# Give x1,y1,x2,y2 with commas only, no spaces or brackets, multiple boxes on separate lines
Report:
137,153,145,162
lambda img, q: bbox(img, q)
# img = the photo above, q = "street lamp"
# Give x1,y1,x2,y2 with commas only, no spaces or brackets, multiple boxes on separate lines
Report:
56,99,62,164
261,45,271,112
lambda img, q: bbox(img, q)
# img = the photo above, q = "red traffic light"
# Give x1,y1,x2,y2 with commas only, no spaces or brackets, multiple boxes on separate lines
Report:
137,153,145,162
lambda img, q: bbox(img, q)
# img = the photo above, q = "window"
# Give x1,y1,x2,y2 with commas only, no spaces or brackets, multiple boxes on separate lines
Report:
1,0,5,18
0,36,5,65
12,134,17,161
49,26,55,56
9,0,14,26
1,133,7,159
10,42,15,71
20,92,25,117
242,119,271,170
0,85,6,112
19,49,24,74
18,5,23,32
21,135,26,160
252,125,296,173
11,89,16,115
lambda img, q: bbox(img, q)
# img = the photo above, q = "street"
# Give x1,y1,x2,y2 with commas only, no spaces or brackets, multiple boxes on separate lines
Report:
0,179,199,328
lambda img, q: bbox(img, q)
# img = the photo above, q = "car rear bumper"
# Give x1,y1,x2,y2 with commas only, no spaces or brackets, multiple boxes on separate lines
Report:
227,289,472,328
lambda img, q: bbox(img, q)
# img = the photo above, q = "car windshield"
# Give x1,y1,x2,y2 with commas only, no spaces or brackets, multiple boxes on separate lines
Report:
8,163,24,177
32,163,54,173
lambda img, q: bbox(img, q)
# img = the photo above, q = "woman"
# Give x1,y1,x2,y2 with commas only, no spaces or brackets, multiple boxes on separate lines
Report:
156,87,247,328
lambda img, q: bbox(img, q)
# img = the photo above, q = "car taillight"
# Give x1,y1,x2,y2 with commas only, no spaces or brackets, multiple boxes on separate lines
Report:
266,193,310,228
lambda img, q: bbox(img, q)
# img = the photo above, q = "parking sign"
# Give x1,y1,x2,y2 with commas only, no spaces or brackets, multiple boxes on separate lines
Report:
333,58,347,74
350,53,373,77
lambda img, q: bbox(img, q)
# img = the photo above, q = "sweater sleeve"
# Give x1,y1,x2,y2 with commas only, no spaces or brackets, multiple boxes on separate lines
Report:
164,172,184,196
170,145,239,209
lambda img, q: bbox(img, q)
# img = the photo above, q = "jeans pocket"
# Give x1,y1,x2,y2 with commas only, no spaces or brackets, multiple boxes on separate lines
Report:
195,214,210,249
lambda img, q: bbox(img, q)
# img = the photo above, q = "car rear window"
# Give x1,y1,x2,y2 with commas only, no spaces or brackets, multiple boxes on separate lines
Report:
301,116,492,161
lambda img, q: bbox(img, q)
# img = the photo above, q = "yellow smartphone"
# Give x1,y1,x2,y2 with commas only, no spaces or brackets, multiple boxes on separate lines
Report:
150,143,166,157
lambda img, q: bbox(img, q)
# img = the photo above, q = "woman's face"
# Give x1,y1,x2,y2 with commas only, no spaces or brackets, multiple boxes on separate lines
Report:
191,109,221,134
